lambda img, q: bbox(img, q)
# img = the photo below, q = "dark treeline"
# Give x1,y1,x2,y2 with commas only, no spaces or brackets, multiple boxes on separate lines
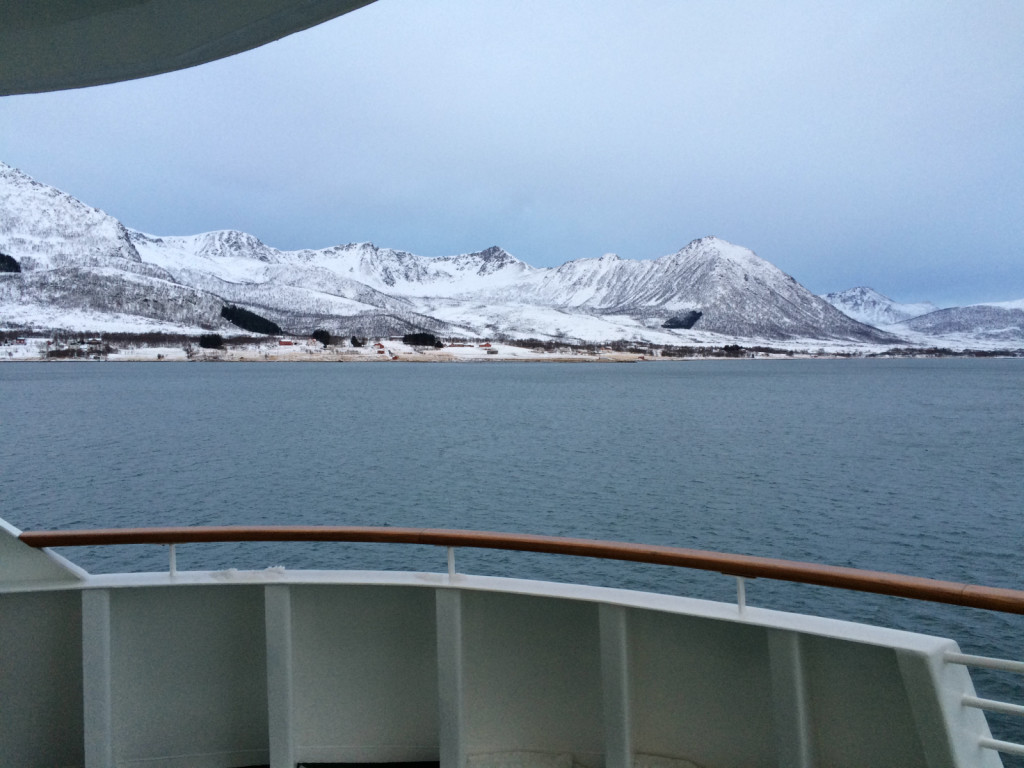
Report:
220,305,281,335
3,329,1021,358
870,347,1023,358
504,338,587,352
77,331,195,346
0,253,21,273
403,332,442,347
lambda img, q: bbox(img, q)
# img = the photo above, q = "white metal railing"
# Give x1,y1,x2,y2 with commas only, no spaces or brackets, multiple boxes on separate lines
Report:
963,697,1024,717
978,738,1024,758
946,652,1024,674
166,543,759,618
20,524,1024,613
945,651,1024,758
442,548,755,616
18,524,1024,762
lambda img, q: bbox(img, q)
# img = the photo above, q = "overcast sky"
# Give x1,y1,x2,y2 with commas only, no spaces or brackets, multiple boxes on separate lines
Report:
2,0,1022,305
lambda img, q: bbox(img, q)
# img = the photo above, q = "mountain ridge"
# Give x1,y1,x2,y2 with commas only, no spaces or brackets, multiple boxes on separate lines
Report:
1,161,1010,345
822,286,938,327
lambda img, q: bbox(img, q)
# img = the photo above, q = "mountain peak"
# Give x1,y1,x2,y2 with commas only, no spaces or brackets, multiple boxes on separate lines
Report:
476,245,510,261
191,229,277,262
823,286,938,326
0,161,142,269
829,286,887,301
449,245,529,279
678,236,756,261
689,235,723,246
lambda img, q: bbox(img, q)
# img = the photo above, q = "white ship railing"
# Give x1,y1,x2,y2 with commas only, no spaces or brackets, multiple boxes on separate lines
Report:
20,524,1024,760
946,653,1024,757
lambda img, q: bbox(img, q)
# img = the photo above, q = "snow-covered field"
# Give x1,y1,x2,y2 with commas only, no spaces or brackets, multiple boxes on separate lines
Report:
6,332,1019,364
0,338,587,363
0,300,221,336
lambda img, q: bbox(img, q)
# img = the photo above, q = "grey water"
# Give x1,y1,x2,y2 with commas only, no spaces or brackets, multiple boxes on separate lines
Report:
2,359,1022,745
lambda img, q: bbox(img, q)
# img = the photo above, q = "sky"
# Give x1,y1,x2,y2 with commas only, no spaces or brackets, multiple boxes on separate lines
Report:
1,0,1022,306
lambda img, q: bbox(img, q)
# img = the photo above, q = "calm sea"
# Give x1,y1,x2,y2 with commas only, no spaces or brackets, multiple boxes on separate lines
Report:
2,359,1022,741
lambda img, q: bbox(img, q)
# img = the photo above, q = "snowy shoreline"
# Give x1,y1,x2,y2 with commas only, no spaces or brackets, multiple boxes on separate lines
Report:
3,336,1021,363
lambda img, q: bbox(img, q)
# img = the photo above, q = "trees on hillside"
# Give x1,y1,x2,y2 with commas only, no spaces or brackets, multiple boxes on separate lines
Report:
0,253,21,273
403,332,438,347
220,304,281,335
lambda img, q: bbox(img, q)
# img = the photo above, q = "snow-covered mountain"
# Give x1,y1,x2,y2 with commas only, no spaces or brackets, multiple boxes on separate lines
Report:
0,160,902,344
822,286,937,327
823,285,1024,345
0,164,143,271
894,305,1024,343
458,238,889,341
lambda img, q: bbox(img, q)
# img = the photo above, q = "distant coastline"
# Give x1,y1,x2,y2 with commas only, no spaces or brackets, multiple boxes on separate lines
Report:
3,333,1021,363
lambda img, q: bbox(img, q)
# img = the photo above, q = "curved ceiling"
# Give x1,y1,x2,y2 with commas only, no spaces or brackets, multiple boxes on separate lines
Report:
0,0,377,96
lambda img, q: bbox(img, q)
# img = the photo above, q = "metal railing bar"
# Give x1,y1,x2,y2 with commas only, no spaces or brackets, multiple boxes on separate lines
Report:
19,525,1024,615
963,696,1024,717
979,738,1024,757
945,653,1024,673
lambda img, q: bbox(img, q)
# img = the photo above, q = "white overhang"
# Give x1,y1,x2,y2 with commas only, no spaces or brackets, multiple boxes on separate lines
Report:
0,0,377,96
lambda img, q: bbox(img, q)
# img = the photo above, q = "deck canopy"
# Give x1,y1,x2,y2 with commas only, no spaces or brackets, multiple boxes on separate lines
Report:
0,0,377,96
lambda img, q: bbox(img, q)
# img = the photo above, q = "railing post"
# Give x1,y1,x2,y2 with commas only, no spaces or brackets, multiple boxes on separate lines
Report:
265,585,295,768
436,589,465,768
768,630,812,768
599,604,632,768
168,544,176,577
737,576,746,614
447,546,456,582
82,589,113,768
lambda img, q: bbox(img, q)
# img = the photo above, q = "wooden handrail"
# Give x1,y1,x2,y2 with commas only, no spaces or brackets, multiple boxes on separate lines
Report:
19,525,1024,615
